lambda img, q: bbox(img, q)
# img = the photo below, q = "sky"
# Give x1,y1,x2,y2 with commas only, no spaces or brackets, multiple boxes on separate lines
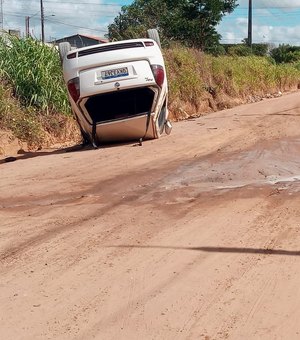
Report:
2,0,300,46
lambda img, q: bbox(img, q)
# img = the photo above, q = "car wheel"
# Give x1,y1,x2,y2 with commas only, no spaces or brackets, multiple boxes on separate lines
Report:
155,101,168,137
157,107,166,135
147,29,161,49
58,42,71,64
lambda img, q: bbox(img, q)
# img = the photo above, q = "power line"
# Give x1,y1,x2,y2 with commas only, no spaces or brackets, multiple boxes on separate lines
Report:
13,0,300,8
221,38,300,43
45,17,107,32
4,13,109,32
16,0,124,5
4,13,30,19
4,10,116,17
237,6,300,9
223,10,300,19
6,9,300,19
44,1,122,4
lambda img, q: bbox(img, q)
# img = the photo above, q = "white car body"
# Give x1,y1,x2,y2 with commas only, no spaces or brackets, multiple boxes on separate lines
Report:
61,37,171,145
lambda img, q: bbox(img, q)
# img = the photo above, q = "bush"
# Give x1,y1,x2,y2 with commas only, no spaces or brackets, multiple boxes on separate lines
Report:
227,45,252,56
165,47,206,111
0,36,77,149
206,44,226,56
252,43,269,57
0,84,44,147
270,44,300,64
0,35,70,115
2,39,300,143
165,47,300,119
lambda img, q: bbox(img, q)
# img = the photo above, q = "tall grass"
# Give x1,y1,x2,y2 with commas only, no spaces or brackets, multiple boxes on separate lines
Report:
0,35,70,115
0,84,44,147
209,55,300,96
0,36,77,149
1,41,300,147
165,47,205,106
165,47,300,119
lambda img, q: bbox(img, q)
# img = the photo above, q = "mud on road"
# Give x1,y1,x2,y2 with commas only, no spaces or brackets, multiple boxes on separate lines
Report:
1,92,300,340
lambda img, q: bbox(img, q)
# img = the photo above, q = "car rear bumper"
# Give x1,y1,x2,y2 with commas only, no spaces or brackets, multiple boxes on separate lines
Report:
70,85,164,143
77,113,157,143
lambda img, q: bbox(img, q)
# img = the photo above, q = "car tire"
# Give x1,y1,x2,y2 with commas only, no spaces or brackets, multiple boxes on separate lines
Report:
58,42,71,64
147,29,161,49
155,100,168,137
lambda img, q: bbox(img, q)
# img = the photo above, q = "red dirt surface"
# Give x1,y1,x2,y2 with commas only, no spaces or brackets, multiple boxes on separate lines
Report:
1,92,300,339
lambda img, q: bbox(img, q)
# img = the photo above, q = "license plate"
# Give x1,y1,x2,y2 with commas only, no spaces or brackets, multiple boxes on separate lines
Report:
101,67,129,80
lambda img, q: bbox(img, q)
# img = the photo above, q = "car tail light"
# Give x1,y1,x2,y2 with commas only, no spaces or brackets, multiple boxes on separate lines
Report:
144,41,154,47
67,52,77,59
67,77,80,102
151,65,165,88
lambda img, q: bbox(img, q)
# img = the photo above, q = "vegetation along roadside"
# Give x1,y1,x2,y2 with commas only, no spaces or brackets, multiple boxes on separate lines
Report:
0,34,300,153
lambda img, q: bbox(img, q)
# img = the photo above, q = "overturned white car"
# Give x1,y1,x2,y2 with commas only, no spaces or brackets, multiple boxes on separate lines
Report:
59,30,172,147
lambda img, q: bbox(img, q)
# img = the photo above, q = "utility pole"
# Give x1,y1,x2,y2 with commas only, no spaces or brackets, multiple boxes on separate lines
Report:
40,0,45,42
25,16,30,37
0,0,4,31
248,0,252,48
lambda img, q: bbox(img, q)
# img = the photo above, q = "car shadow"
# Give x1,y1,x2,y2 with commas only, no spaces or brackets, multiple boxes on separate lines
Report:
0,140,144,165
0,144,89,164
105,245,300,256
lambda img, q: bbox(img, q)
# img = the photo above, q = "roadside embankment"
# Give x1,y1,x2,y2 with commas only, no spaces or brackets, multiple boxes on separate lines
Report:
165,47,300,120
1,39,300,155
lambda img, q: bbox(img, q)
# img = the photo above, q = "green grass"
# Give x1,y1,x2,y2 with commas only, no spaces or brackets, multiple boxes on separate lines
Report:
165,47,205,106
0,36,76,148
0,84,45,148
0,36,70,114
165,47,300,118
209,55,300,96
1,40,300,147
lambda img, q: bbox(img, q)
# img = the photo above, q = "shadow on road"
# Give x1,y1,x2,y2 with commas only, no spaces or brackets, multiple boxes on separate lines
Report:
105,245,300,256
0,140,142,165
0,144,90,164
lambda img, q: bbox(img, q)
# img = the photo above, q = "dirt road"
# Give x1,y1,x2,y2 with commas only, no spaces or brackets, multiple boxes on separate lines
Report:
1,92,300,340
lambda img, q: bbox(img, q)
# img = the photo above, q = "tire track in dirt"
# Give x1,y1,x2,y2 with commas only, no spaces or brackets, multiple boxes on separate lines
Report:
183,196,299,340
2,93,300,339
1,139,281,266
73,193,291,339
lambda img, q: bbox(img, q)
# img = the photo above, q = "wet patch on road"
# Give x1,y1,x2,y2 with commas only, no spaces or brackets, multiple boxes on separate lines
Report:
159,136,300,193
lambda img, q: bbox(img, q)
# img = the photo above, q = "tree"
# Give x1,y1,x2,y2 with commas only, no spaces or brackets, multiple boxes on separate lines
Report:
107,0,165,41
251,43,269,57
107,0,238,50
226,40,269,57
270,44,300,64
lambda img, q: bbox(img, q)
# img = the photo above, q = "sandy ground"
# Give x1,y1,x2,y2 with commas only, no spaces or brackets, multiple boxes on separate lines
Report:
1,92,300,340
